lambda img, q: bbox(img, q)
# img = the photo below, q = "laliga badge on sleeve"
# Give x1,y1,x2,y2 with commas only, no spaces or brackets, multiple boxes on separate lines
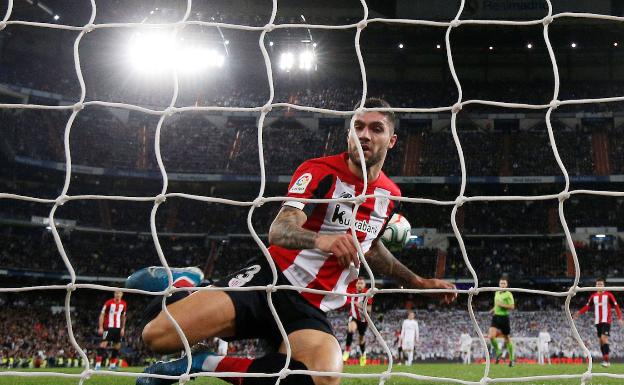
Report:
289,172,312,194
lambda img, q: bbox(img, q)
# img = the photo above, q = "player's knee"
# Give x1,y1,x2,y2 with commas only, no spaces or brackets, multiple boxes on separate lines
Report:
312,375,341,385
142,320,169,352
309,361,342,385
306,351,343,385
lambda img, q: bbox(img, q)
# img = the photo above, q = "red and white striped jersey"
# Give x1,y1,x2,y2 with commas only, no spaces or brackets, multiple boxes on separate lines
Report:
269,153,400,312
579,291,622,324
348,286,373,322
101,299,127,329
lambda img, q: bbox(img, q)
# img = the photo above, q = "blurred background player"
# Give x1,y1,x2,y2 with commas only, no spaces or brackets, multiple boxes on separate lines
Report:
96,291,127,370
574,277,623,367
459,331,472,365
214,338,229,356
537,328,551,365
399,311,419,366
488,275,515,367
343,277,373,366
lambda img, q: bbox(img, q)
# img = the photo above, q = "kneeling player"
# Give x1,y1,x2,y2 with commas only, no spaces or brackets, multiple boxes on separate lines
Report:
127,99,457,385
343,277,372,366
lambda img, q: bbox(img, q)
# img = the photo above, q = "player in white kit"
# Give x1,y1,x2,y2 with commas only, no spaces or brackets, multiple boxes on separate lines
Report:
400,311,420,366
459,332,472,364
537,330,551,365
214,338,229,356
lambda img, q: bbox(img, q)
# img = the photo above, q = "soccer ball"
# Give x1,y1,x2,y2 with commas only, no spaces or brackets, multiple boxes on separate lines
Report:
381,214,411,253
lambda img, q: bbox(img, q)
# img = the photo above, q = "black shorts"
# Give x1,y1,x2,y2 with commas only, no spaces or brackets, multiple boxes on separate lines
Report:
102,328,122,344
348,317,369,335
596,322,611,337
491,315,511,336
215,259,335,349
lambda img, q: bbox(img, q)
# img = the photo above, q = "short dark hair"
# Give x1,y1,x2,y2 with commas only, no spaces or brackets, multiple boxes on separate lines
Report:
500,274,509,282
597,277,606,283
358,97,397,130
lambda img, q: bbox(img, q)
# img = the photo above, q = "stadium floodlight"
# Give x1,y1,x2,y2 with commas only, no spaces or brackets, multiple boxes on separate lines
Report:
595,234,607,238
527,43,533,49
279,52,295,71
299,50,315,71
224,40,230,45
269,41,274,47
53,14,60,21
176,47,225,73
128,32,175,73
398,43,404,49
614,42,619,47
436,44,441,49
489,46,494,50
312,43,317,48
128,32,225,75
571,42,577,48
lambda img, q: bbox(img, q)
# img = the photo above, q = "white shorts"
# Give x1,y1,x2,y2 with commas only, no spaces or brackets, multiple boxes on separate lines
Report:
402,343,414,351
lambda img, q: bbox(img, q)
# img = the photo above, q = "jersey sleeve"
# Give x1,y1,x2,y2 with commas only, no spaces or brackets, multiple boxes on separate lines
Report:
101,302,108,314
579,294,594,315
608,292,622,320
283,161,332,211
506,292,515,305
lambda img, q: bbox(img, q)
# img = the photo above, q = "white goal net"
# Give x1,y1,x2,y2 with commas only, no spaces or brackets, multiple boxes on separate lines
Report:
1,0,624,384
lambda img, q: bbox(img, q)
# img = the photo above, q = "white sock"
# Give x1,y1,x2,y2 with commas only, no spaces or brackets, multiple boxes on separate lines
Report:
200,355,225,371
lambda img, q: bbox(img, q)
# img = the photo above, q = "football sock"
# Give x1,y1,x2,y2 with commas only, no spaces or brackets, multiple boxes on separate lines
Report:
345,332,353,350
490,338,501,357
506,341,514,361
163,352,314,385
601,343,610,362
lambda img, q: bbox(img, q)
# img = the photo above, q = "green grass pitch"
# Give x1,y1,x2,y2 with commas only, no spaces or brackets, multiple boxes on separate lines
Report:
1,363,623,385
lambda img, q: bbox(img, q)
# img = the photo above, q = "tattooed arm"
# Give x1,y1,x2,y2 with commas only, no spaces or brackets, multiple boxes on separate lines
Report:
268,206,316,249
269,206,359,267
365,240,457,304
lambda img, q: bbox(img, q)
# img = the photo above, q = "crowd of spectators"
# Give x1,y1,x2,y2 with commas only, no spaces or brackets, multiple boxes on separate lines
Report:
1,221,622,283
0,292,151,368
350,308,624,361
2,290,623,369
0,105,618,178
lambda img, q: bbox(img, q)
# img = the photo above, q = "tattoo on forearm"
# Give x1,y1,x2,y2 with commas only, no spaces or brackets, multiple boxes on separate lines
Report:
269,207,317,250
365,242,420,288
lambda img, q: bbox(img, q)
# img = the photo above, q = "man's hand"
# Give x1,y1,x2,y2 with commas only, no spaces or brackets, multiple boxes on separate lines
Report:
422,278,457,304
97,326,104,336
315,233,359,268
120,328,125,337
572,313,579,320
618,319,624,327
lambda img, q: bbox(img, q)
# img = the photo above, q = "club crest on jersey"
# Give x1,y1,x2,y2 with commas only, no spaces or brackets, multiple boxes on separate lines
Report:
289,173,312,194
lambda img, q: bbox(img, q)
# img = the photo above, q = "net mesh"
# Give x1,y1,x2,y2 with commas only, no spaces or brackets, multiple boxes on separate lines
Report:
1,0,623,384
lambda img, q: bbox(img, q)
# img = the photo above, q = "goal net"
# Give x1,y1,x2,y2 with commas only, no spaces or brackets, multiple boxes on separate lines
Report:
1,0,623,385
